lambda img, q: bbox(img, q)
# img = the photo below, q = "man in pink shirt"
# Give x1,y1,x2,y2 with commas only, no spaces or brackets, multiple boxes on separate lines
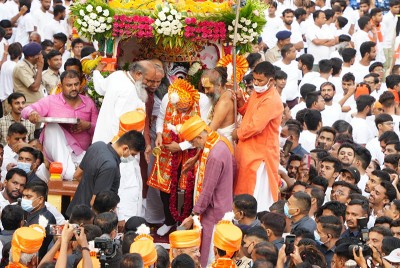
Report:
21,70,98,180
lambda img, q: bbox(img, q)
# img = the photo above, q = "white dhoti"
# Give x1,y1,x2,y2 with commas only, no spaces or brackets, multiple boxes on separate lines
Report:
42,124,85,181
217,123,235,146
254,161,275,212
117,156,143,221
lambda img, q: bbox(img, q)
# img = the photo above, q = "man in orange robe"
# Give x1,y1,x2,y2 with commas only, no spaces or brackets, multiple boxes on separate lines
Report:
233,61,284,212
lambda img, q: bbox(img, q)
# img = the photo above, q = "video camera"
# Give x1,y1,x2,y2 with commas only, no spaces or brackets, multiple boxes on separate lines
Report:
94,236,121,267
348,217,372,257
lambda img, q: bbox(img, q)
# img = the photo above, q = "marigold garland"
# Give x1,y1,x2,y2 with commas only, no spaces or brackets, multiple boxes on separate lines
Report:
169,131,196,222
217,54,248,82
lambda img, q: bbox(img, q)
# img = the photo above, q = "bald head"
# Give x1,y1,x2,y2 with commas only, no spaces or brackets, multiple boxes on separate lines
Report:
29,32,41,44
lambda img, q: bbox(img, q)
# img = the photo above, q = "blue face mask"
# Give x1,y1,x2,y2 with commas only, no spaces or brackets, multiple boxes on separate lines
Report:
284,203,293,219
21,198,34,212
17,162,31,174
314,230,321,243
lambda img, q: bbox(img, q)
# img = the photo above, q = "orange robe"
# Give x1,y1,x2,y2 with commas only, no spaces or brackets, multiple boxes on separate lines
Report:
234,86,283,204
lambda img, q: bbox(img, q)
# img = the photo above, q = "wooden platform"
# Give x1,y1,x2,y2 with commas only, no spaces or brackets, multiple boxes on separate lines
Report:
48,180,79,216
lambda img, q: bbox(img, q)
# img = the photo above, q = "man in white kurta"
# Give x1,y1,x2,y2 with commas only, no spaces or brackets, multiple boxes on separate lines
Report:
92,60,157,223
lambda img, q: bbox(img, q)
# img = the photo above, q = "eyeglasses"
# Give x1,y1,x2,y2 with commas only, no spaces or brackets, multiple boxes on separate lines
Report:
383,122,394,126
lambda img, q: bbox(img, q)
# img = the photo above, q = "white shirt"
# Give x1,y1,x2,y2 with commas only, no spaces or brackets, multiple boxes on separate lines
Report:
290,101,306,118
31,9,53,38
322,103,342,127
261,13,282,49
274,60,299,101
42,18,69,41
352,30,371,60
350,62,370,83
358,173,369,197
298,71,319,90
382,11,398,48
306,23,332,63
0,60,17,101
342,6,356,35
350,117,374,144
156,92,212,151
277,22,304,55
299,130,317,152
1,145,17,181
0,3,9,21
92,71,146,143
366,137,384,165
14,13,35,46
329,76,344,103
310,76,328,90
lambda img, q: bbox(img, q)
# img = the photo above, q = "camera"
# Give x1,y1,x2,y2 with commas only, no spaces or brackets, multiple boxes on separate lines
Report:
94,236,121,267
348,217,372,257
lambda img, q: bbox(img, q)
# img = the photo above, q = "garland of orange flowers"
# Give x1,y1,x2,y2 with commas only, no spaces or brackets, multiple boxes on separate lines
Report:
217,54,249,82
211,258,236,268
193,130,220,204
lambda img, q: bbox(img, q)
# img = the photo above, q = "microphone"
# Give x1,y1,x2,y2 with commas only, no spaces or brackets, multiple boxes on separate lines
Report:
17,198,21,206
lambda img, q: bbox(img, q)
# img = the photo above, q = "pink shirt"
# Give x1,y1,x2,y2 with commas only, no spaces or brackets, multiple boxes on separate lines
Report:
22,94,98,155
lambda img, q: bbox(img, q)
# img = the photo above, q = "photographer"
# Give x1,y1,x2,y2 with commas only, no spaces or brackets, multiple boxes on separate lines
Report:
93,212,122,267
341,199,370,238
55,223,92,268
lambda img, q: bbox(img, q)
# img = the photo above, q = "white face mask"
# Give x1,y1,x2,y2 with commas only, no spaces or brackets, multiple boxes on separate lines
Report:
279,136,287,148
253,78,273,93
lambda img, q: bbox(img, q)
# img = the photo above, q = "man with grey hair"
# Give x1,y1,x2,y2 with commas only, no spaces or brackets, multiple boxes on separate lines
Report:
92,60,156,143
92,60,158,229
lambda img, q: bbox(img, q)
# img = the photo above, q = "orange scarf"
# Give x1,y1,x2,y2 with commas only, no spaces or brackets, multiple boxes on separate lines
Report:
6,263,28,268
147,101,200,193
194,130,233,204
211,257,236,268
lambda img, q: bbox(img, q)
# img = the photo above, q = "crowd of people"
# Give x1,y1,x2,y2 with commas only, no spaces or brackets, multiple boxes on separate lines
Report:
0,0,399,267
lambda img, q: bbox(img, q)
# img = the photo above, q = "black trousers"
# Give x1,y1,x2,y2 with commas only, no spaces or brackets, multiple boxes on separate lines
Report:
160,191,176,226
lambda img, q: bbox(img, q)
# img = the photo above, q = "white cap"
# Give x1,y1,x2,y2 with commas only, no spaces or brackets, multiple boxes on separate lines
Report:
384,249,400,263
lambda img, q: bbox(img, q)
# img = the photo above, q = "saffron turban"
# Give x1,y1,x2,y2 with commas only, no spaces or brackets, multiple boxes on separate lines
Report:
178,115,209,141
112,109,146,142
213,217,242,258
11,226,45,264
354,84,370,99
169,229,201,249
168,79,200,110
130,233,157,267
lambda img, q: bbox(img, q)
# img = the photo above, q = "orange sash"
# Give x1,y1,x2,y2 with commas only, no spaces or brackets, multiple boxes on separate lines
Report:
194,131,233,204
147,101,200,193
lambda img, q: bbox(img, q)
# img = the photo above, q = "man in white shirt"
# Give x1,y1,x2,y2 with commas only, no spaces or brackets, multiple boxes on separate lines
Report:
311,59,332,89
306,10,336,68
299,109,322,152
382,0,399,75
340,47,356,77
278,9,304,51
274,43,299,107
379,91,400,138
291,83,317,118
14,0,36,46
1,123,27,181
352,16,377,60
350,94,375,146
321,82,342,126
52,32,70,72
31,0,52,39
329,58,344,102
350,41,376,83
262,2,282,50
366,113,394,165
298,54,319,89
42,5,68,41
0,43,21,114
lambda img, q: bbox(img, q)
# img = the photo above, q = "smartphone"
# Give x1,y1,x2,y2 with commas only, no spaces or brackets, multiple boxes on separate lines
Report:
283,140,293,156
285,235,296,255
303,154,311,169
49,224,80,237
317,142,326,150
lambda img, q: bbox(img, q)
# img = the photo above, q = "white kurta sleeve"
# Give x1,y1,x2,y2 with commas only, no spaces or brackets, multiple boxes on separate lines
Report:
156,94,169,134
